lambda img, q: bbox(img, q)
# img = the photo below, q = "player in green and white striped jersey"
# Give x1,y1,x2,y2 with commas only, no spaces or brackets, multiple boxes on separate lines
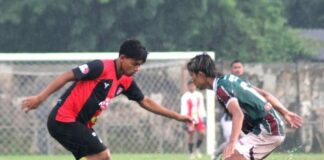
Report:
187,54,303,160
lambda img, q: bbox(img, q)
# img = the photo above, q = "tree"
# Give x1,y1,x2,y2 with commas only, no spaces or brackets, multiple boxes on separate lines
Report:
284,0,324,28
0,0,313,62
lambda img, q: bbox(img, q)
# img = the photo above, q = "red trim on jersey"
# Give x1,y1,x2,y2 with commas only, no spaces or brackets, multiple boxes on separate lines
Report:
55,60,133,126
265,113,279,136
217,86,232,105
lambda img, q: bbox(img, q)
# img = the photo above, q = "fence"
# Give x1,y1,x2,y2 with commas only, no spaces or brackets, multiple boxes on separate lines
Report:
0,52,216,155
0,54,323,155
216,61,324,153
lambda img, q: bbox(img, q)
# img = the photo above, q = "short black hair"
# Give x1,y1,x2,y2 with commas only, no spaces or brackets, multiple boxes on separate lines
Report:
119,39,149,62
187,53,217,78
230,59,243,67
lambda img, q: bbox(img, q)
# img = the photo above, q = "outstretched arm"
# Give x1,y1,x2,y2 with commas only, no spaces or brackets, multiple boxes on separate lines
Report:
22,70,75,113
138,96,193,123
223,99,244,159
253,87,303,128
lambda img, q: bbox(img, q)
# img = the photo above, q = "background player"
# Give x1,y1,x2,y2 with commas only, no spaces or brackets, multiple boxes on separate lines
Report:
21,39,193,160
180,80,206,159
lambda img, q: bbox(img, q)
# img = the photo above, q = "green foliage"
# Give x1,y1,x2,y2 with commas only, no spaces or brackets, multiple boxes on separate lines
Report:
0,0,313,62
285,0,324,28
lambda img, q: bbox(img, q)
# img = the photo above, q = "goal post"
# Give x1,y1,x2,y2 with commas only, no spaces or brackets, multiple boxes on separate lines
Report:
0,52,216,155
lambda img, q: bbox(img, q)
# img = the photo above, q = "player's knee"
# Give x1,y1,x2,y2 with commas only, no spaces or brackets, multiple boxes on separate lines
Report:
87,149,111,160
224,151,246,160
100,149,112,160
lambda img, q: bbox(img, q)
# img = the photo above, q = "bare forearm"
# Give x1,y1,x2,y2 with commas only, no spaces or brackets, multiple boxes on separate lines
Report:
139,97,180,120
264,94,289,115
229,112,244,143
38,71,75,101
253,87,289,115
227,100,244,144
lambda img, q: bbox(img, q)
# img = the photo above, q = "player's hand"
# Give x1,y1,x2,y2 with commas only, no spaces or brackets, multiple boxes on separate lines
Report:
187,123,195,132
284,111,303,128
177,115,194,124
223,142,235,159
21,95,43,113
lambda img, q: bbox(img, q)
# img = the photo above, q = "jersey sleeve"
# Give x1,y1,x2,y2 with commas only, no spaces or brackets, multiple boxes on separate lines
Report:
122,81,144,102
72,60,103,80
216,83,238,109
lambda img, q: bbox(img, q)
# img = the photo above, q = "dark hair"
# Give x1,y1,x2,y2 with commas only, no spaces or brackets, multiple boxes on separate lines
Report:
187,53,217,78
230,59,243,67
119,39,149,62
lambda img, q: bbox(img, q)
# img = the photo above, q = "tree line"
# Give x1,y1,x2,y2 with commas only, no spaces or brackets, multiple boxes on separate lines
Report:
0,0,322,62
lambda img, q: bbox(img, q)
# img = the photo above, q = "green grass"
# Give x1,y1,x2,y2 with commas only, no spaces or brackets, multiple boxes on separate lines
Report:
0,153,323,160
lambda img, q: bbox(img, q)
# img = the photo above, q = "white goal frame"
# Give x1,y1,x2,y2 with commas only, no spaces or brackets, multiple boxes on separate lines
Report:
0,52,216,155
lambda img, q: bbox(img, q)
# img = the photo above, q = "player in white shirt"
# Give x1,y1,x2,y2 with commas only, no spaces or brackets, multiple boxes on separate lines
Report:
181,80,206,159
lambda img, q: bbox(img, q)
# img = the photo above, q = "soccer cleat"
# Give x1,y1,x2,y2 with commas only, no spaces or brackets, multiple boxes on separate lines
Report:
195,149,202,159
189,153,195,160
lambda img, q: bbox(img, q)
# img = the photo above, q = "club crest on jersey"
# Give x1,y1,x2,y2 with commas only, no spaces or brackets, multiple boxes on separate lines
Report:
264,103,272,111
116,87,123,95
99,98,110,110
78,64,89,74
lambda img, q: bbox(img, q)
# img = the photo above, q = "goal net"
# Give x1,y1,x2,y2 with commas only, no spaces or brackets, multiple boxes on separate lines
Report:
0,52,215,155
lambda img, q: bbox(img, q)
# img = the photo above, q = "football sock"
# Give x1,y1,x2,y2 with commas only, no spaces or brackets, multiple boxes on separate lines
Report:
196,139,203,148
189,143,194,153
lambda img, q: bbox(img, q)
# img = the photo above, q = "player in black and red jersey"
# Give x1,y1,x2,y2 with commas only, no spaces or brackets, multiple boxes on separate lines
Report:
21,39,193,160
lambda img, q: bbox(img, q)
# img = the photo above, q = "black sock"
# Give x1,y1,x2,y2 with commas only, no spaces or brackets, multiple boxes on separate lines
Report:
189,143,194,153
196,139,203,149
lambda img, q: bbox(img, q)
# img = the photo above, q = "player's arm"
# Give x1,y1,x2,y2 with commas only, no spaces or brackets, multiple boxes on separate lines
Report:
224,98,244,158
139,97,193,123
216,84,244,158
122,81,192,123
22,60,103,113
253,86,303,128
22,70,75,112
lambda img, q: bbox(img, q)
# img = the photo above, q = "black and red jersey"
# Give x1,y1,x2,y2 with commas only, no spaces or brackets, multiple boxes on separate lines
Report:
53,60,144,128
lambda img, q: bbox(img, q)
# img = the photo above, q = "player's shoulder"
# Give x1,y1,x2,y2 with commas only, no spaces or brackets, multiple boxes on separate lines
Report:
100,59,114,66
181,91,191,99
119,75,134,88
217,74,231,85
193,91,204,97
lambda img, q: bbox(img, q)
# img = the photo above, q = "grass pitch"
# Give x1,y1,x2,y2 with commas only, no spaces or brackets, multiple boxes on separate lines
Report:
0,153,323,160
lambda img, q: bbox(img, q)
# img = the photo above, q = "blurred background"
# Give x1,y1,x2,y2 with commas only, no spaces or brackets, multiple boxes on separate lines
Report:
0,0,324,159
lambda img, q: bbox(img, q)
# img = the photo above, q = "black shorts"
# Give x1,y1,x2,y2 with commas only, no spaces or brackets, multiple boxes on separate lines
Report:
47,110,107,160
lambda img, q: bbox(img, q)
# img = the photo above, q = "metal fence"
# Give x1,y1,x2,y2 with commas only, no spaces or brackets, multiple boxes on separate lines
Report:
1,58,324,155
216,61,324,153
0,59,193,155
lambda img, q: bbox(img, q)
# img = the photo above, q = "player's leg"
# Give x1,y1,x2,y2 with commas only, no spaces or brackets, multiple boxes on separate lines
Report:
224,150,246,160
84,149,112,160
235,131,285,160
47,115,109,160
195,122,205,158
214,118,233,158
187,130,195,159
